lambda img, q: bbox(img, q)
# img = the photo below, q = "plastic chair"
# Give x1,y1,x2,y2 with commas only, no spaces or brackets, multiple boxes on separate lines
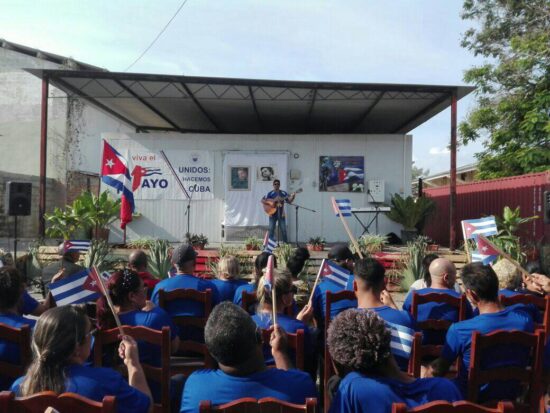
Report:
0,391,116,413
0,323,31,387
392,400,514,413
260,328,305,370
199,397,317,412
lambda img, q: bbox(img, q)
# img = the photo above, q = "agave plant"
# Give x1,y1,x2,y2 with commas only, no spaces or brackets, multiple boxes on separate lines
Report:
350,234,387,256
274,243,294,268
147,239,173,279
83,239,111,272
386,194,436,231
400,236,429,291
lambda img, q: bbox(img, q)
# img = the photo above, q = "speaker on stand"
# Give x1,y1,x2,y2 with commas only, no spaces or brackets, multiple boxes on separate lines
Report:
5,182,32,262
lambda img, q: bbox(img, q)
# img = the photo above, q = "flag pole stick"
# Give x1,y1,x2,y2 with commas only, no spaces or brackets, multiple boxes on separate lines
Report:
477,235,530,277
461,222,472,263
307,259,326,305
272,286,277,326
331,197,363,259
92,266,124,335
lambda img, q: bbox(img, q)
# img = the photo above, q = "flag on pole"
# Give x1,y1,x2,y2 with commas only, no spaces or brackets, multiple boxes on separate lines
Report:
333,199,352,217
263,231,277,254
462,216,498,239
321,260,352,289
472,236,500,265
63,240,92,253
49,268,107,306
100,140,135,229
264,254,275,293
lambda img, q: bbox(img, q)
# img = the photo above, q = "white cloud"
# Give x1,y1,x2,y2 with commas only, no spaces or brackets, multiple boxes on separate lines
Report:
429,147,451,155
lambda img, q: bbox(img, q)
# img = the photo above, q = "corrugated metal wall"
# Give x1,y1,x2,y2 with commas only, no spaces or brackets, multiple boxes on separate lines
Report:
423,171,550,247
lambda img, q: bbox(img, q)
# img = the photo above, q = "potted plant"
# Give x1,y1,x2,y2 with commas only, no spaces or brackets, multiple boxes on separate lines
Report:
45,206,84,240
79,191,121,240
386,194,436,244
350,234,388,256
399,236,429,291
244,236,263,251
307,237,326,251
189,233,209,250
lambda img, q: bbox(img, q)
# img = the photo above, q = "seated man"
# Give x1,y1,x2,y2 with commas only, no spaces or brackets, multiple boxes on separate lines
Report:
402,258,473,344
354,258,416,371
427,262,534,401
151,244,219,341
41,243,85,290
328,309,461,413
312,244,357,331
181,302,317,412
128,249,160,297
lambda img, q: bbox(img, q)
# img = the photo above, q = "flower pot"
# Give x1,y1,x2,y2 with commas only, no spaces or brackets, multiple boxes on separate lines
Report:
307,244,324,251
400,229,418,244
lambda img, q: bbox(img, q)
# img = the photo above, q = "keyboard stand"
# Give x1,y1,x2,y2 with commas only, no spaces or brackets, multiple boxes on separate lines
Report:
351,208,383,236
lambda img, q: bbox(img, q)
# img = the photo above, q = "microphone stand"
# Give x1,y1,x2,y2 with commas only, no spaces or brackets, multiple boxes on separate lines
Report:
288,202,316,246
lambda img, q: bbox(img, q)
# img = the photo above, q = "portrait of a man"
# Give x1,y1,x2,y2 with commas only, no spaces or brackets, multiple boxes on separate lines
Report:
229,166,250,190
257,166,275,181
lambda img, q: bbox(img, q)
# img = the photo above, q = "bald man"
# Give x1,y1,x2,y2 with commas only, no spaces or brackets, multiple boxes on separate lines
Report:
128,249,160,297
403,258,472,344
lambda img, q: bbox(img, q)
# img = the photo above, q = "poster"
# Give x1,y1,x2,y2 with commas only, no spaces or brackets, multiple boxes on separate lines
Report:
229,166,250,190
257,165,277,182
319,156,365,192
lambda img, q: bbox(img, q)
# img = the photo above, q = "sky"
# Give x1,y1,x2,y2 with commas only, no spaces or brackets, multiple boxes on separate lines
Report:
1,0,485,175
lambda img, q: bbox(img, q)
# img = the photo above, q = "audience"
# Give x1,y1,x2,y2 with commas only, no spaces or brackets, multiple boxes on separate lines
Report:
211,256,247,302
233,252,275,309
354,258,416,370
286,247,310,280
427,263,534,402
180,302,317,412
328,309,461,413
41,243,85,290
11,306,153,413
499,260,547,297
128,250,160,297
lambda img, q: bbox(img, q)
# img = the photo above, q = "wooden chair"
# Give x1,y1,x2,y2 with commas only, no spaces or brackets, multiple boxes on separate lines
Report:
199,397,317,412
467,329,544,411
158,288,215,376
0,391,116,413
93,325,170,413
408,293,468,377
391,400,514,413
0,323,31,387
500,294,550,335
260,328,305,370
323,290,356,413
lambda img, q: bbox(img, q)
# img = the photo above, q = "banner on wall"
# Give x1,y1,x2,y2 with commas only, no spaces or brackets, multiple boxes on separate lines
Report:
319,155,365,192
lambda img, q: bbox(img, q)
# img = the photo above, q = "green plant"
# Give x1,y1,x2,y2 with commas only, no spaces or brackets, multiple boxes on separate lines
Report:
79,191,121,229
400,236,429,291
188,233,208,247
126,238,156,250
45,207,81,240
350,234,387,256
307,237,326,246
386,194,436,231
274,243,294,268
83,239,111,272
244,237,263,250
147,239,173,280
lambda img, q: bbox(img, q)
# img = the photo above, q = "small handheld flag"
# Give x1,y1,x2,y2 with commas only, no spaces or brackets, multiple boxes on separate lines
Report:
331,197,363,259
321,259,352,289
462,216,498,240
472,235,499,265
263,231,277,253
63,240,91,253
307,259,326,305
334,199,352,217
49,268,106,306
265,255,277,325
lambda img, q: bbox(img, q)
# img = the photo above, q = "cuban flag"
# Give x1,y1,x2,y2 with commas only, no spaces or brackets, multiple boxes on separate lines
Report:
333,199,352,217
462,216,498,240
264,255,275,293
385,320,414,361
321,260,352,289
263,231,277,254
49,268,108,306
101,140,135,229
63,240,91,253
472,236,500,265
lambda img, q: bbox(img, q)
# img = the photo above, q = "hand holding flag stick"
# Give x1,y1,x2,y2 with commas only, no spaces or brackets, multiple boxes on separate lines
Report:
91,266,124,336
331,197,363,259
307,259,326,306
477,235,530,277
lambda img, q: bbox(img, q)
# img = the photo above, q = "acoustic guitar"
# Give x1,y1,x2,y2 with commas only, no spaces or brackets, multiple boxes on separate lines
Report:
262,189,302,216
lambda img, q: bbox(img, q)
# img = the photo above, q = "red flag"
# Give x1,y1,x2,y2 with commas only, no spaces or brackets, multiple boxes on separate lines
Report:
83,267,104,293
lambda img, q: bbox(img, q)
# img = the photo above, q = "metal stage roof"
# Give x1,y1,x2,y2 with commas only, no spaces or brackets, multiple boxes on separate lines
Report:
27,69,474,134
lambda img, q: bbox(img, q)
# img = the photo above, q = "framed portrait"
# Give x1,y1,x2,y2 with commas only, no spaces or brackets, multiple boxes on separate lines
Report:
257,165,276,182
229,166,250,191
319,156,365,192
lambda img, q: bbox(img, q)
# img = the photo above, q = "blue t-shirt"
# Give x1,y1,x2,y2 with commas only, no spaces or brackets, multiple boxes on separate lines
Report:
403,288,473,344
181,368,317,413
312,277,357,331
498,289,542,323
441,305,534,401
265,190,289,218
329,371,461,413
211,279,248,302
11,364,150,413
0,313,35,390
20,291,39,315
233,283,256,312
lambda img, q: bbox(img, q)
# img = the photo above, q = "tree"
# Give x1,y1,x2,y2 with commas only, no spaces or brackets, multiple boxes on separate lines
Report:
459,0,550,180
412,164,430,180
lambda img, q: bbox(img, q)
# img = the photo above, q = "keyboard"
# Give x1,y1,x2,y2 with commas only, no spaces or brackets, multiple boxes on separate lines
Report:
351,206,391,212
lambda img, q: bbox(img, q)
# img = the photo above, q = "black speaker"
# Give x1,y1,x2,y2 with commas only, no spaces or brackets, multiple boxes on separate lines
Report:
5,182,32,216
544,191,550,225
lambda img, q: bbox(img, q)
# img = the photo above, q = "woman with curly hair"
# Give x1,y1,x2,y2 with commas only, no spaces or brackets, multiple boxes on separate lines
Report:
327,309,460,413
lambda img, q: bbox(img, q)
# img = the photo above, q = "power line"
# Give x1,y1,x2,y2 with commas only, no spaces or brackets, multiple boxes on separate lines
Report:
124,0,190,72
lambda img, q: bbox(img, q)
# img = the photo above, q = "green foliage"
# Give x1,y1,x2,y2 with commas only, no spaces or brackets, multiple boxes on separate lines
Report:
349,234,387,256
244,237,263,250
45,206,83,240
459,0,550,179
188,233,209,247
491,206,539,263
83,239,111,272
307,237,326,246
147,239,172,280
79,191,121,228
400,236,429,291
126,238,156,250
274,243,294,268
386,194,436,231
412,164,430,180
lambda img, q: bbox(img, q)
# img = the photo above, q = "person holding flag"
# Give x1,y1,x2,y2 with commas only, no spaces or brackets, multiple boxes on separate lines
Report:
233,252,276,311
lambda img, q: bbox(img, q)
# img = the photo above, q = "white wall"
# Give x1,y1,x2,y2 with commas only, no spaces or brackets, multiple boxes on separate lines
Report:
101,132,412,244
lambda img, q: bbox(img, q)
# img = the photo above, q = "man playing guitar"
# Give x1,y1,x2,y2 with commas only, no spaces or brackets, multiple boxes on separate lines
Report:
261,179,296,243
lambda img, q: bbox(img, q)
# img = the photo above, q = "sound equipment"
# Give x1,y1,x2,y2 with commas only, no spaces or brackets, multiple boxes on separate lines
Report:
262,188,302,216
5,182,32,216
544,190,550,224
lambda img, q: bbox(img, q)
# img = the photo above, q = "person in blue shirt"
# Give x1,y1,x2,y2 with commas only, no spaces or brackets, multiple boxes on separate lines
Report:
403,258,473,344
11,305,152,413
427,263,534,402
312,244,357,332
181,302,317,413
0,267,37,390
233,252,276,311
354,258,416,371
261,179,295,243
151,244,220,341
211,256,248,302
327,309,461,413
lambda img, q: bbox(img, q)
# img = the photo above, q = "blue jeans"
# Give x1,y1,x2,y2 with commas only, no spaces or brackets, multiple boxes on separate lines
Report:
269,215,288,243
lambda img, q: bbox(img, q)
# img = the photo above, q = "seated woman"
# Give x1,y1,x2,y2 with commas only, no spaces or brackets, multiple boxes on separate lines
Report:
96,269,180,403
252,270,316,374
11,306,152,413
0,267,37,390
328,309,461,413
211,256,248,302
233,252,276,311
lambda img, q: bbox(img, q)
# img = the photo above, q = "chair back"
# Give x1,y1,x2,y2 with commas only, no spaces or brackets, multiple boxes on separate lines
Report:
242,291,258,315
0,323,31,383
467,329,544,410
411,292,468,327
199,397,317,412
0,391,116,413
500,294,549,335
93,325,170,413
260,329,305,370
391,400,514,413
